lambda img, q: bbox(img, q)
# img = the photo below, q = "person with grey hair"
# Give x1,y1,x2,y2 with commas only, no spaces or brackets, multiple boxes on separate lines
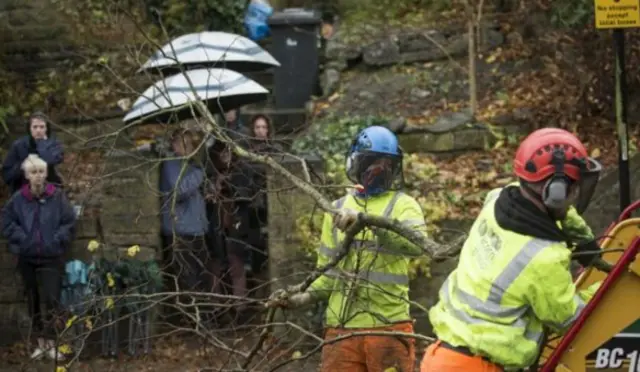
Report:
2,154,76,361
2,112,64,193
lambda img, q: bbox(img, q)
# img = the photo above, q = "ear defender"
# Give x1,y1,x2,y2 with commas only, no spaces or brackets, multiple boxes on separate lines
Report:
542,147,569,209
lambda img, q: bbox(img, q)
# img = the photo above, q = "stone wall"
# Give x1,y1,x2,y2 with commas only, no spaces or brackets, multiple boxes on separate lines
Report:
0,134,161,345
0,0,74,75
97,149,161,258
267,154,325,339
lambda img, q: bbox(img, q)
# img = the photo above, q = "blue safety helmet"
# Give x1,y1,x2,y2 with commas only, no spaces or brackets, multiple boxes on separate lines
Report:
345,126,404,196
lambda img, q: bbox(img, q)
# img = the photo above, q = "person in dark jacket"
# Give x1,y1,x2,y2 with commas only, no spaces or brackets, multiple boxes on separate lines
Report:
2,112,64,194
204,141,255,319
2,154,75,361
159,129,210,294
246,114,282,273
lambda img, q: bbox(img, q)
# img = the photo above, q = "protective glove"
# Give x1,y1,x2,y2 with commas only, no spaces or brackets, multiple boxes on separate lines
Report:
265,289,313,309
572,240,602,268
333,208,359,232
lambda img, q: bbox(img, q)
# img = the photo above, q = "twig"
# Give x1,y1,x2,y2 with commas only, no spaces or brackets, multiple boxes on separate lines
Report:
242,214,367,370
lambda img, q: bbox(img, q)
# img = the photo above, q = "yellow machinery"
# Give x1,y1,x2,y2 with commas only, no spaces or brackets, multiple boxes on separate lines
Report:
538,201,640,372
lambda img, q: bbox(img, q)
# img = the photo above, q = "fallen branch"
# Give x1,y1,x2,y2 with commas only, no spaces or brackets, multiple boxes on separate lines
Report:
194,100,463,260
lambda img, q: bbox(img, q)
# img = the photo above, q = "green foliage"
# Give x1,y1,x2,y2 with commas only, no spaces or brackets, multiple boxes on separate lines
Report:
550,0,592,28
295,212,325,257
1,0,247,118
145,0,246,36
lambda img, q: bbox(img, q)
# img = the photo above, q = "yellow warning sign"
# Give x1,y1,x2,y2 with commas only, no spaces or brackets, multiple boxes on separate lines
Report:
595,0,640,29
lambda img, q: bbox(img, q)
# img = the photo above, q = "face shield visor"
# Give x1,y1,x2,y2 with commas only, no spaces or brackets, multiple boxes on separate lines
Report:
573,157,602,214
346,151,403,195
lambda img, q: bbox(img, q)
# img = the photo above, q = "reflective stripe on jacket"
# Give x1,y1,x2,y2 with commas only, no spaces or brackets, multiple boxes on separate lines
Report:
309,191,428,328
429,194,600,369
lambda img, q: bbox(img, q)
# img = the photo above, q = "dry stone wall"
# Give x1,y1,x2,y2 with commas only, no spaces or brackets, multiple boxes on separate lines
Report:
0,130,161,345
267,154,326,339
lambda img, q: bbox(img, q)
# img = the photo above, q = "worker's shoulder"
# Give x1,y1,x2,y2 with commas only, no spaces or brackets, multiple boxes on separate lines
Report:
393,191,422,208
523,238,571,264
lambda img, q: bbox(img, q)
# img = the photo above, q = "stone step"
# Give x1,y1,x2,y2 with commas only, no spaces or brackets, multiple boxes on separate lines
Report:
396,110,529,154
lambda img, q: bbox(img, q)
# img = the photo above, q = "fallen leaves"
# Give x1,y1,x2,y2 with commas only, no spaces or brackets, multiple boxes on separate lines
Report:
405,147,516,225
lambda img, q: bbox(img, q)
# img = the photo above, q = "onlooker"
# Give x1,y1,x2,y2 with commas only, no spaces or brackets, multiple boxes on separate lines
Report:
2,112,64,194
248,114,282,152
160,129,210,294
2,154,75,361
224,109,244,132
205,142,254,319
251,114,270,141
247,114,281,273
223,109,250,145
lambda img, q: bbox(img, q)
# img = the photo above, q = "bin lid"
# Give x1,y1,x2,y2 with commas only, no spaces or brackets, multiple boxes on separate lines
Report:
268,8,321,26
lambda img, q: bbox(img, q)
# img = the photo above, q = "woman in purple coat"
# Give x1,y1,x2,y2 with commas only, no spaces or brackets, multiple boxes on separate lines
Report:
2,154,75,361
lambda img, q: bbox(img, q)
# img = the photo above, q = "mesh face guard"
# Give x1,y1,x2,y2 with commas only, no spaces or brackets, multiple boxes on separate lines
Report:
574,157,602,214
346,152,403,195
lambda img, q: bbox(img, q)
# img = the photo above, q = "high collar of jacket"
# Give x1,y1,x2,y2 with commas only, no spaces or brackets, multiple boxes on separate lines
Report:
21,183,56,201
494,185,567,242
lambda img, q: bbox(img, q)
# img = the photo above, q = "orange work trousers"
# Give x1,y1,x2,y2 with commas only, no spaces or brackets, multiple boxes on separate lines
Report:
420,341,503,372
320,322,415,372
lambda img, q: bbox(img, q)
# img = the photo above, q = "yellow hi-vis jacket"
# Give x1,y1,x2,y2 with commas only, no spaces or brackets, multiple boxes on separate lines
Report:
429,187,601,369
309,191,428,329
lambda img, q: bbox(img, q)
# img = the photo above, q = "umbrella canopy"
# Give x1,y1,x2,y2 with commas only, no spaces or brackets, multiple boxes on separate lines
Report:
123,68,269,124
138,31,280,75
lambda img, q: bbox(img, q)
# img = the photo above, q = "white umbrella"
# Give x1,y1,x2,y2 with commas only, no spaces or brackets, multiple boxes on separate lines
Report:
138,31,280,75
123,68,269,124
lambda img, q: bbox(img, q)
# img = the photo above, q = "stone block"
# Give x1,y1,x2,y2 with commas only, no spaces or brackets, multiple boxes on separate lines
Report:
105,232,160,250
0,247,16,270
116,246,158,261
266,155,324,338
75,217,99,239
69,239,96,263
0,268,23,303
100,215,160,235
100,196,159,216
0,302,28,347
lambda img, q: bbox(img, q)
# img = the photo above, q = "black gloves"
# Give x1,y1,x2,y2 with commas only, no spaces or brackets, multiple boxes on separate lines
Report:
572,240,602,268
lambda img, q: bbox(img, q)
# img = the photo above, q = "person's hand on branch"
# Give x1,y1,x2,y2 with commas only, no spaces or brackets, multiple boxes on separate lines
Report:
265,289,314,309
332,209,360,232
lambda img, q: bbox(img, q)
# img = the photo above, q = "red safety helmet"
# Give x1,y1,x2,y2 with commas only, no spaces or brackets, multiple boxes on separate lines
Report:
513,128,602,214
514,128,588,182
